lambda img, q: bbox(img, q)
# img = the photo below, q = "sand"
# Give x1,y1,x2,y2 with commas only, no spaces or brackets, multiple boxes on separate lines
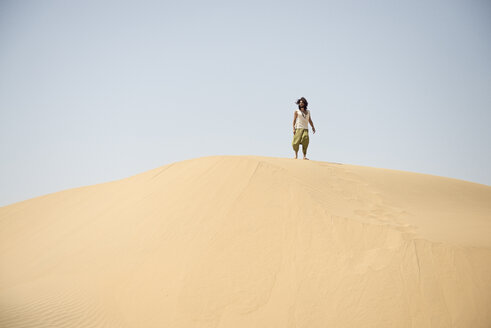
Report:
1,155,490,327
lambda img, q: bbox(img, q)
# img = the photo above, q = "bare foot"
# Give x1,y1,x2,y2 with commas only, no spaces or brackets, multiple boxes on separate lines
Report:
303,157,309,160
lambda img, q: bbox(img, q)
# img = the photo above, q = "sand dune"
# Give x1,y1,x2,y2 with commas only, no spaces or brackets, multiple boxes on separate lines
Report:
1,155,490,327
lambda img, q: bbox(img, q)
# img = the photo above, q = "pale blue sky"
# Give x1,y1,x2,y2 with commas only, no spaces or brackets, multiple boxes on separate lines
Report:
1,0,490,206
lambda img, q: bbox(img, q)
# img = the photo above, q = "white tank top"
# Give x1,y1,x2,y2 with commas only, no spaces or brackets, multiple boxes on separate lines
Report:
295,109,310,129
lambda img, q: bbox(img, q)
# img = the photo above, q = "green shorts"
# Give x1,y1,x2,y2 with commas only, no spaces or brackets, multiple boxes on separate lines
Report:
292,128,309,153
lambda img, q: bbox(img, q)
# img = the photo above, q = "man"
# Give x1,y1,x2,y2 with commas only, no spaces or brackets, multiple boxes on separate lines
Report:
292,97,316,160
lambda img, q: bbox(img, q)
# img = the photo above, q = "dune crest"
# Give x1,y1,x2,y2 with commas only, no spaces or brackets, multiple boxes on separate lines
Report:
1,156,490,327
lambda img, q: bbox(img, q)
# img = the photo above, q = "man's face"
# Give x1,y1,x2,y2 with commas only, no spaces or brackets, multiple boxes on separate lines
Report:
299,100,305,108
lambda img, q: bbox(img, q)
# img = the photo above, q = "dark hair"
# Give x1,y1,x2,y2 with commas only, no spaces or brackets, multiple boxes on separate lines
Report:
296,97,308,109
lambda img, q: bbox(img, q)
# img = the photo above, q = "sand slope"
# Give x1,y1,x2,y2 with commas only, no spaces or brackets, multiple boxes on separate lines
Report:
1,156,490,327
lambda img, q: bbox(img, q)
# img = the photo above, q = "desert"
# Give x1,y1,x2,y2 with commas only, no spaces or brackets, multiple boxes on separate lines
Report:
1,155,490,327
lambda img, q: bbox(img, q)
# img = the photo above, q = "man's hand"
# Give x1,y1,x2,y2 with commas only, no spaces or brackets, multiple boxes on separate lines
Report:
312,127,316,134
293,128,296,135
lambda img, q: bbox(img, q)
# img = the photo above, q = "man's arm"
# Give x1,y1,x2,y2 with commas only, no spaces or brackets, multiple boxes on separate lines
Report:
293,111,298,134
309,115,316,134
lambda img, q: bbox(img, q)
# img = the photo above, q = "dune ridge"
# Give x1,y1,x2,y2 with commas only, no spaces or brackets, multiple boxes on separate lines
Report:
1,155,490,327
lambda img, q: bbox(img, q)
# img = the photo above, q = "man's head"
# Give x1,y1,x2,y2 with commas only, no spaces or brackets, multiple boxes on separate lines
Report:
296,97,308,110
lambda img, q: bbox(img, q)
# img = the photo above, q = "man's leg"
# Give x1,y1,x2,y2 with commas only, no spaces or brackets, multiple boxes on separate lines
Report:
301,130,310,160
292,129,301,159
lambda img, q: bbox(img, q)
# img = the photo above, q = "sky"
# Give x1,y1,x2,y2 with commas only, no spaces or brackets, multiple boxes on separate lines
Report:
1,0,490,206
